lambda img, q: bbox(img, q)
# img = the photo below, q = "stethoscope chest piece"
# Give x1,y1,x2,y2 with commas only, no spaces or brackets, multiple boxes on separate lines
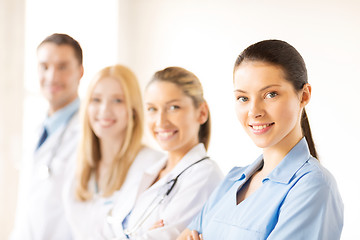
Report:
38,164,51,179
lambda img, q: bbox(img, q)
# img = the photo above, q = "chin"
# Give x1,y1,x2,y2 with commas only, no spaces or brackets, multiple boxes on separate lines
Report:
250,137,272,149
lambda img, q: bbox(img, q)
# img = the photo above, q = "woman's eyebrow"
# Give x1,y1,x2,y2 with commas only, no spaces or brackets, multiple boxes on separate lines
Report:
234,84,281,93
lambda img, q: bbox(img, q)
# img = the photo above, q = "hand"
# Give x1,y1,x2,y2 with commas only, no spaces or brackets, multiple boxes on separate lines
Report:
149,219,165,230
187,230,203,240
177,229,204,240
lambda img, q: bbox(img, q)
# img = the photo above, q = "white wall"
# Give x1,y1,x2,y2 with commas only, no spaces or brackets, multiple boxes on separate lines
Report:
0,0,25,237
121,1,360,239
3,0,359,239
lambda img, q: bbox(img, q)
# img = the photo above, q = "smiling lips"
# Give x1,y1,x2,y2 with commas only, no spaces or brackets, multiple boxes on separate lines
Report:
98,119,116,128
155,130,178,140
249,123,274,135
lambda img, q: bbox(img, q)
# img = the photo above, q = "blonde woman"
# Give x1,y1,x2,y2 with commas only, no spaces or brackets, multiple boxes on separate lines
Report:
63,65,163,239
102,67,223,239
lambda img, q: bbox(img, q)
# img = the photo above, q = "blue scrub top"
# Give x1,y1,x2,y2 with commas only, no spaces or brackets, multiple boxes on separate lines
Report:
188,138,344,240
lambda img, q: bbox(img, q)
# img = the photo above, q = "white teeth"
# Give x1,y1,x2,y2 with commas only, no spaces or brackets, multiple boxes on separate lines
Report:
157,132,174,138
98,119,114,127
252,124,271,130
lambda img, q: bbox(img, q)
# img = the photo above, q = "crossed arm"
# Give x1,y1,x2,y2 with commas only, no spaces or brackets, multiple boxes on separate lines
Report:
176,229,203,240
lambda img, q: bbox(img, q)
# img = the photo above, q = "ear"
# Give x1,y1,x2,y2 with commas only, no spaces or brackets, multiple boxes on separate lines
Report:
300,83,311,108
197,102,209,125
78,65,84,81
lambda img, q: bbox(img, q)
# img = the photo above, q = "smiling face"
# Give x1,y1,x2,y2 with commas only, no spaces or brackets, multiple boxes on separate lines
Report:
87,77,129,141
145,81,205,158
37,42,83,115
233,61,308,152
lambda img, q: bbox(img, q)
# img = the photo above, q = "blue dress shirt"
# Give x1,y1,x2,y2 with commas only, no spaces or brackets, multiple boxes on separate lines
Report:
42,98,80,137
188,138,344,240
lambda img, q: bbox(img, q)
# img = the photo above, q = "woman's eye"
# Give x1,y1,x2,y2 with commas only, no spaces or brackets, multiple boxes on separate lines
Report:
114,98,123,103
237,96,248,102
147,107,156,112
91,97,101,103
169,105,180,111
265,92,278,99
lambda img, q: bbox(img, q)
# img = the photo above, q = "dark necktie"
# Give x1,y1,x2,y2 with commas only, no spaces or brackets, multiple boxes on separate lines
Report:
36,127,48,149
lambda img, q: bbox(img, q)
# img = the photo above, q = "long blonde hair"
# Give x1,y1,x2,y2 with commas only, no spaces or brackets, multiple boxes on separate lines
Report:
75,64,144,201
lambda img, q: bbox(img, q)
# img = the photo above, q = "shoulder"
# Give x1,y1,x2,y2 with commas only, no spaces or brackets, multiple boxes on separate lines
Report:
294,157,339,192
186,157,224,182
285,157,343,210
129,146,164,172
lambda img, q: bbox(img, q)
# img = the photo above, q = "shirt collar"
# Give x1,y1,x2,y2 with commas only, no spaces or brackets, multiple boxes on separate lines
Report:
265,137,311,184
229,137,311,184
229,155,264,182
43,98,80,135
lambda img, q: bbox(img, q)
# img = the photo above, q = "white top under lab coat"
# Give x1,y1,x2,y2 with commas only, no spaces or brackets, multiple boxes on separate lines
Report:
10,112,80,240
102,143,223,240
63,147,164,240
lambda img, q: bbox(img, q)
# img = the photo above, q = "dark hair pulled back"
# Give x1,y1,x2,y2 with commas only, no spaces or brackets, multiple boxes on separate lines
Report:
234,40,317,159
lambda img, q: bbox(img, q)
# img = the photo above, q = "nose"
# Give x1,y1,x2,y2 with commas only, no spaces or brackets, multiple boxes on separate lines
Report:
99,100,111,114
155,109,168,127
248,99,264,118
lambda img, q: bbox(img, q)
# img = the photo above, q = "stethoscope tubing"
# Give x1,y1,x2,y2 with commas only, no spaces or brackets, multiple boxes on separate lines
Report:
121,156,210,238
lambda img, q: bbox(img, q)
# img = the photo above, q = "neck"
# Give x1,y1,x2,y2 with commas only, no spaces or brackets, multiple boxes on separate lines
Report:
96,136,124,191
48,95,78,116
99,136,124,167
159,143,199,179
262,128,303,175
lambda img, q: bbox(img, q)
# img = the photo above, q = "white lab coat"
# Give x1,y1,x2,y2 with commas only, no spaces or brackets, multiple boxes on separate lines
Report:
10,112,80,240
63,147,164,240
101,143,223,240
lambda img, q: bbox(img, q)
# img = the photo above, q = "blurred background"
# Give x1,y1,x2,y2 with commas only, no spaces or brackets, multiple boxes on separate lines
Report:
1,0,359,238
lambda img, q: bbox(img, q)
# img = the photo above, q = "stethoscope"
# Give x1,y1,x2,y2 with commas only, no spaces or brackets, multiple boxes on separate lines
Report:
106,156,209,239
36,110,78,180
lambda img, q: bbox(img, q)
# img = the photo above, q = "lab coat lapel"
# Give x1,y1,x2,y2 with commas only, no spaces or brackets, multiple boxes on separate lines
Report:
33,125,65,163
33,112,79,163
136,157,168,199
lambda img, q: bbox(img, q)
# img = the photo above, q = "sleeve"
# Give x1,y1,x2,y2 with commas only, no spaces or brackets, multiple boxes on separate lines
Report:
186,195,207,234
267,172,344,240
136,161,223,240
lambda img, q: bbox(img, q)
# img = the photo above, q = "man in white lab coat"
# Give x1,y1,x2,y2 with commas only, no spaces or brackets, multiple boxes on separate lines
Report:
10,33,84,240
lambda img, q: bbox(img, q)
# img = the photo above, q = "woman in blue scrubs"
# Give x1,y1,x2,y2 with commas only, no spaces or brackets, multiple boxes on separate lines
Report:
178,40,344,240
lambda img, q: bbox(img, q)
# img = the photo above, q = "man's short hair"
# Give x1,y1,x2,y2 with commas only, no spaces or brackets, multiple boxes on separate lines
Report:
38,33,83,65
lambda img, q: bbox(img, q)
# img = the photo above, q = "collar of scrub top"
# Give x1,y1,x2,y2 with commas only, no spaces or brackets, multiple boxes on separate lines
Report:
40,98,80,138
229,137,311,185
